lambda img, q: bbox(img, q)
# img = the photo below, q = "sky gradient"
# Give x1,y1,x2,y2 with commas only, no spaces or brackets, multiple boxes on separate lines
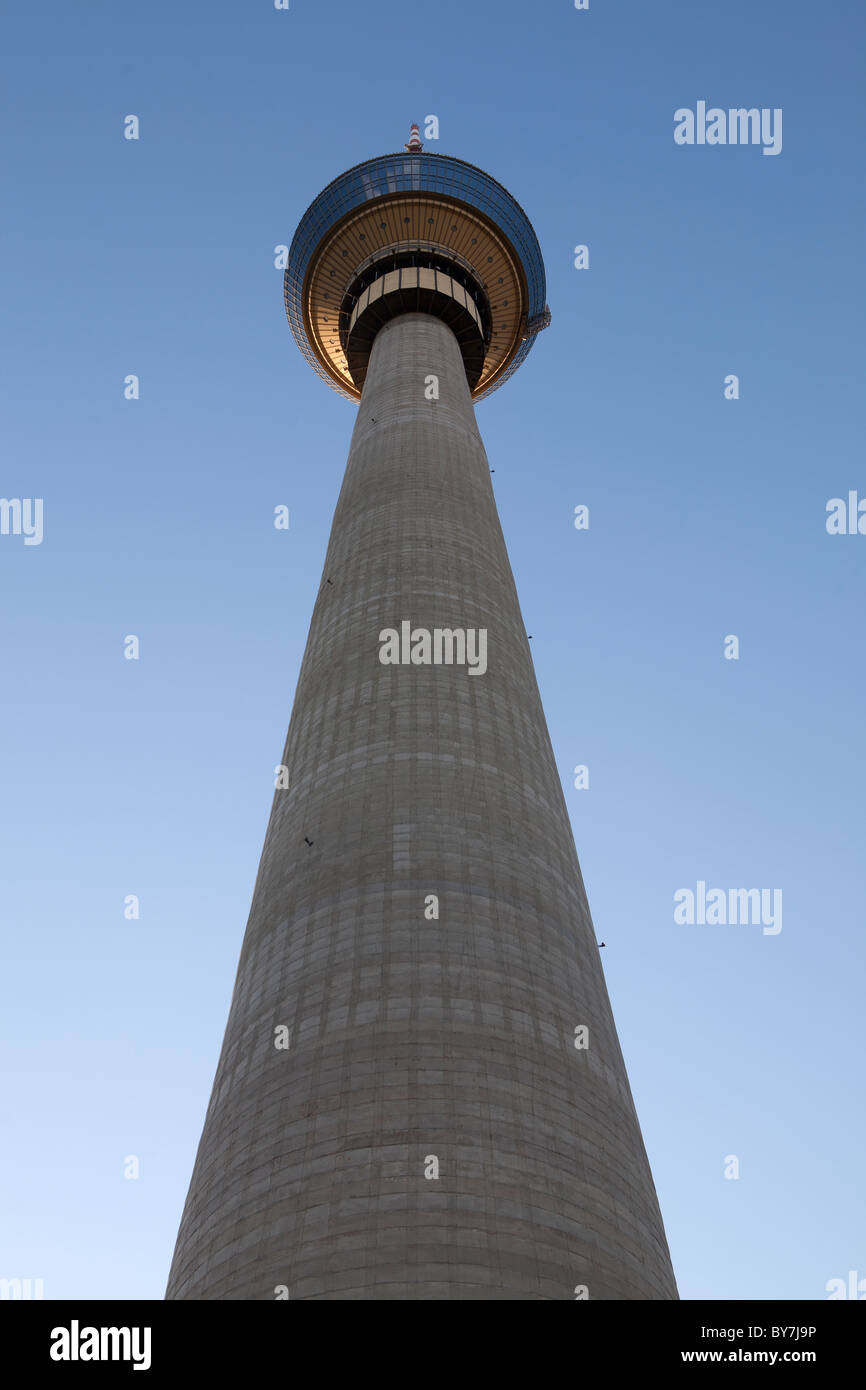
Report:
1,0,864,1300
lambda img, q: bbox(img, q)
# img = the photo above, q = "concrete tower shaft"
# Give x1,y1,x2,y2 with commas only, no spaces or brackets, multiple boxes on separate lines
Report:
166,311,678,1299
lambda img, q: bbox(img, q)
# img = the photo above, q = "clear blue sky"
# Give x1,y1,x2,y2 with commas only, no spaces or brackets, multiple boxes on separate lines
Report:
1,0,863,1301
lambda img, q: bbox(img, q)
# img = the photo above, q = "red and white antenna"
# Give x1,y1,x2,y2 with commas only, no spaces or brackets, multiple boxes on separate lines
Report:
404,122,424,153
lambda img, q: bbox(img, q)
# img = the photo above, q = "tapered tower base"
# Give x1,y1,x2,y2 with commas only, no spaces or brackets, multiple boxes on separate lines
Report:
166,313,677,1300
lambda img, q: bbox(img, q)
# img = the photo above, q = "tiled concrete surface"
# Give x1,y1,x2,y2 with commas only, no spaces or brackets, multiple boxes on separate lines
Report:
166,313,678,1300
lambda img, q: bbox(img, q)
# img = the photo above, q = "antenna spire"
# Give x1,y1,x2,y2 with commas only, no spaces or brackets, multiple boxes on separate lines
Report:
404,122,424,153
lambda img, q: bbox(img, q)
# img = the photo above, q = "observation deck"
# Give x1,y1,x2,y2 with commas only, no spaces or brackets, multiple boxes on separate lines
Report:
284,132,551,401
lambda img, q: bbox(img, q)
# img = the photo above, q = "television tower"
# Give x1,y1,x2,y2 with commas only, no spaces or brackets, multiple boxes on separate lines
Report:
166,130,678,1300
